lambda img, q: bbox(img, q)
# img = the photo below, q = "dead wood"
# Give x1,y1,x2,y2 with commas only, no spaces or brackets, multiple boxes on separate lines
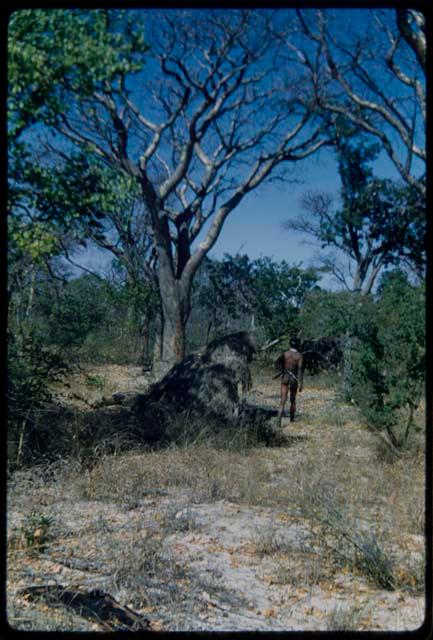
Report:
129,331,266,444
18,585,151,631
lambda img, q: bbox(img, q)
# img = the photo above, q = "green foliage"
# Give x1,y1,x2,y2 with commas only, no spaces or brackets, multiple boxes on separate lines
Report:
250,257,319,339
195,254,320,342
300,289,363,339
8,9,147,138
8,11,151,319
7,332,68,467
350,271,425,447
300,272,425,448
21,511,55,554
296,128,425,292
84,374,106,390
21,154,140,236
8,334,67,408
8,214,60,267
194,254,252,341
30,272,155,365
35,275,108,349
109,260,159,326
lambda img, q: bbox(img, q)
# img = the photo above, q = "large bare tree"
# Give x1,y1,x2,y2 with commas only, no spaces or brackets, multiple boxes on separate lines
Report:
285,8,426,196
32,9,332,372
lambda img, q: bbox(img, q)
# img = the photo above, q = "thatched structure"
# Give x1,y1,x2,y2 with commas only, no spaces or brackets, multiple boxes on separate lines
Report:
14,332,282,466
129,332,258,444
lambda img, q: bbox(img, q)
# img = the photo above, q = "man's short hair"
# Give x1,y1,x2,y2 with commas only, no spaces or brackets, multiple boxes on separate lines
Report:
290,337,299,349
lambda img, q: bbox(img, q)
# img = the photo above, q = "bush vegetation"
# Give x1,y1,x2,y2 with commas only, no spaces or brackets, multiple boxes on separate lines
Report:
7,262,425,469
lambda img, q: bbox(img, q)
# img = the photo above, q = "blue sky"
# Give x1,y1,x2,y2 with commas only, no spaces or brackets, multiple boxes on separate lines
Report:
29,7,422,291
208,147,339,264
71,142,403,291
70,147,338,279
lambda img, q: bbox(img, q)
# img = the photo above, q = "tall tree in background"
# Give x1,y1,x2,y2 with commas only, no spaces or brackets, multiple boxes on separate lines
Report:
284,129,425,295
194,255,319,344
290,8,426,196
8,9,150,338
18,156,160,362
9,9,332,373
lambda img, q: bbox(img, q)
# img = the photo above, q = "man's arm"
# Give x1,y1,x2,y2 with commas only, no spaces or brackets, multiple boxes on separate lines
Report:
298,355,304,392
273,353,284,379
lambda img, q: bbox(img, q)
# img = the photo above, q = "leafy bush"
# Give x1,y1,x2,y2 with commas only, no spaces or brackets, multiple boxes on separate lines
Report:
7,332,68,468
34,273,150,365
21,511,56,554
35,275,108,350
301,273,425,449
351,271,425,448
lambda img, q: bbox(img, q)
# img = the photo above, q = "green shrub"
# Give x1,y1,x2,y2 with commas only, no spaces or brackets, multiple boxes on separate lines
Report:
21,510,56,554
351,271,425,448
7,332,68,468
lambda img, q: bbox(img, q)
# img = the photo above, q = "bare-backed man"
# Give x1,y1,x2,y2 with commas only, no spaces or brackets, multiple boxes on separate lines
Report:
274,337,304,424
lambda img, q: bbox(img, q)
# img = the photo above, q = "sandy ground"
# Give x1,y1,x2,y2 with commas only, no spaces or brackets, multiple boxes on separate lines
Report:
7,369,426,632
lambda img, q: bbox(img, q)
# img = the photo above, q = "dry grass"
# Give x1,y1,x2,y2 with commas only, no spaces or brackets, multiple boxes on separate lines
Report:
326,603,367,630
7,367,426,631
77,445,273,505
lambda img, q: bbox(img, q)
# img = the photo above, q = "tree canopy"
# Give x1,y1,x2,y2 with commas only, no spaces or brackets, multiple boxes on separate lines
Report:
290,9,426,195
285,127,425,294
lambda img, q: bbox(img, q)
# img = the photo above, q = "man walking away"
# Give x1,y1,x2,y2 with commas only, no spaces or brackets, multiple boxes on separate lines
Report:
274,337,304,425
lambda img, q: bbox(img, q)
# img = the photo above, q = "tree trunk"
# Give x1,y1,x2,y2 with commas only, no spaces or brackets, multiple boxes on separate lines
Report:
402,400,417,448
152,307,164,370
24,267,36,323
155,272,191,377
159,314,187,374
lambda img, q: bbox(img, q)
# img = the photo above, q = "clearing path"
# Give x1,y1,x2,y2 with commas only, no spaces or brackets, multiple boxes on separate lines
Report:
7,371,426,632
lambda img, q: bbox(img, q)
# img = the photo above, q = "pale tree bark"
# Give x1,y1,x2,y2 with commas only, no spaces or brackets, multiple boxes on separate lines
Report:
46,10,335,372
396,9,426,72
288,9,426,196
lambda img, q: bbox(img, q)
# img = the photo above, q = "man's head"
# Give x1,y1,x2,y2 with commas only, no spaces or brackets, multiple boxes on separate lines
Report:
290,337,299,350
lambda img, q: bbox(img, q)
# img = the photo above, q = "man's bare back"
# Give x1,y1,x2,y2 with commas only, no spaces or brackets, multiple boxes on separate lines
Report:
279,349,303,385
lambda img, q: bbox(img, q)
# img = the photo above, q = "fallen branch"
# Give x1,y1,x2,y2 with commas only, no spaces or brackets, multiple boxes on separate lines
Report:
260,338,281,352
18,585,152,631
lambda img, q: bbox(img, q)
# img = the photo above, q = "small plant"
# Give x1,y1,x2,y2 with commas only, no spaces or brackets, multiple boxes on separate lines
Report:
111,529,186,610
326,603,365,631
21,510,55,553
354,533,396,590
406,496,425,536
299,481,398,591
84,374,106,390
272,561,293,585
394,557,425,595
162,504,199,534
254,528,293,557
374,436,400,465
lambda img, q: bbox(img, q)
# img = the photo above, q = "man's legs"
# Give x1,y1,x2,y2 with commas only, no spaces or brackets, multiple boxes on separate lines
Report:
289,384,298,422
278,383,289,425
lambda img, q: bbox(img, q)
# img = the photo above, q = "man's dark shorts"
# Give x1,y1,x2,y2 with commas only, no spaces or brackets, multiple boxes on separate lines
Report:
282,370,298,387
